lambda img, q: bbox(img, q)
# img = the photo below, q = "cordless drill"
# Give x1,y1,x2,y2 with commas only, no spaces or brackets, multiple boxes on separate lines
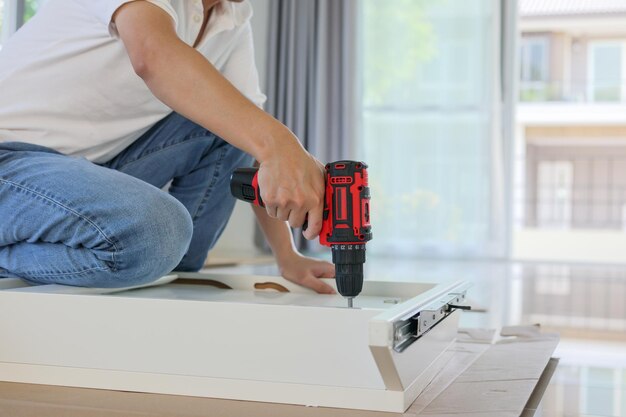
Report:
230,161,372,308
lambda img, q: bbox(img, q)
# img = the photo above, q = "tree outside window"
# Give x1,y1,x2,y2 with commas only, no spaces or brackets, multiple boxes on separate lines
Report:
23,0,42,23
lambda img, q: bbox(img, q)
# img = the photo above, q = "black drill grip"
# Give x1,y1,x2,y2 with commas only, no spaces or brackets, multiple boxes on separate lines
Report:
230,168,264,207
230,168,311,230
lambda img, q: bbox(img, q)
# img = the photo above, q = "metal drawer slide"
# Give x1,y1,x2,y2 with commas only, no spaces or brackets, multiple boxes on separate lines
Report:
393,290,469,352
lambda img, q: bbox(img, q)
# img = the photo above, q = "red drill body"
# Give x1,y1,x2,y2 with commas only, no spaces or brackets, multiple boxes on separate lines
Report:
230,161,372,304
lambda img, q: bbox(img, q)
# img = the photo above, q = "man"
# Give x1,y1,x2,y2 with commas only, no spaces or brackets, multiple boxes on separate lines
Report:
0,0,336,293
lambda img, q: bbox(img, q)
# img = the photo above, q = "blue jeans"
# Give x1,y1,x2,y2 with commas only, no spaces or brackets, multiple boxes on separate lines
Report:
0,113,252,287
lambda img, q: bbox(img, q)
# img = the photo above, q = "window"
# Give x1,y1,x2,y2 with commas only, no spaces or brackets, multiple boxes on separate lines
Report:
519,36,549,101
589,42,624,102
520,37,549,82
536,161,572,229
527,147,626,231
359,0,509,257
533,265,570,296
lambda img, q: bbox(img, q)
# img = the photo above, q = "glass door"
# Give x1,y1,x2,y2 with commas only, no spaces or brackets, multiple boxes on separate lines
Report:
359,0,511,257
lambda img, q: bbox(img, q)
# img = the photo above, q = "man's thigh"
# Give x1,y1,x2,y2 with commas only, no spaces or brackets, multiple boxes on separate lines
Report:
0,143,192,286
102,112,229,187
0,143,160,248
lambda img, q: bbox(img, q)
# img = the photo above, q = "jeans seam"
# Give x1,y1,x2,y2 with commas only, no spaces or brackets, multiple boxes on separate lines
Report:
0,178,120,272
19,265,110,279
177,145,226,266
190,145,226,222
110,131,216,171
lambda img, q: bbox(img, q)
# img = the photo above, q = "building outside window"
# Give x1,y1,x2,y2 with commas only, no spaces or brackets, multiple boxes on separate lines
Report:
516,0,626,263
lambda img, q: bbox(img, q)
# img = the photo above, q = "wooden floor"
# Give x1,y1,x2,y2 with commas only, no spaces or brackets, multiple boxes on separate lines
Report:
0,349,559,417
0,380,389,417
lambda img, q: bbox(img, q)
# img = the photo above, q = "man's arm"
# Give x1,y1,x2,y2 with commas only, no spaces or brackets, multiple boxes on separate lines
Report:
113,1,325,239
219,24,335,293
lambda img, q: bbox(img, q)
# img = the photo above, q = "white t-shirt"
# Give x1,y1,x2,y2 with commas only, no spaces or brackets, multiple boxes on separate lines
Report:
0,0,266,163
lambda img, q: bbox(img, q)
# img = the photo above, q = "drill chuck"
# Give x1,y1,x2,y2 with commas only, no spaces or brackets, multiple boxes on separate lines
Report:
332,244,366,298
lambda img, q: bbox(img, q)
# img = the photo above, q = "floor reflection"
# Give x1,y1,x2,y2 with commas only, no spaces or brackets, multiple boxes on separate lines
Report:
204,256,626,417
512,264,626,416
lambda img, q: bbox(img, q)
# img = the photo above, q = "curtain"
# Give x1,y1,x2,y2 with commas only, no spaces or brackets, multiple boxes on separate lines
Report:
264,0,358,160
257,0,359,251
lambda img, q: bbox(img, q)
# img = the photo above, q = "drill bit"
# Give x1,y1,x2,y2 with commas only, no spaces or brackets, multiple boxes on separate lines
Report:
347,297,354,308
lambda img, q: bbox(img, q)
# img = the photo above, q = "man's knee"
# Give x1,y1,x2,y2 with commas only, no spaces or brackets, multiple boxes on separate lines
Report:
107,191,193,287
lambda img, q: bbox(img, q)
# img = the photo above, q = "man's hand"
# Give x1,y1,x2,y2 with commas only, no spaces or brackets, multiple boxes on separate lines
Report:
257,148,326,240
277,252,336,294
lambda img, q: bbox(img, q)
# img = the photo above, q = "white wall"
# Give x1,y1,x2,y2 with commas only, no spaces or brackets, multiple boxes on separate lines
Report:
211,0,271,254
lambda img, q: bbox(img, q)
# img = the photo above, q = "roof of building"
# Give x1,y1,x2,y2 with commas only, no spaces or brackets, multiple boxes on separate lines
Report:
520,0,626,17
